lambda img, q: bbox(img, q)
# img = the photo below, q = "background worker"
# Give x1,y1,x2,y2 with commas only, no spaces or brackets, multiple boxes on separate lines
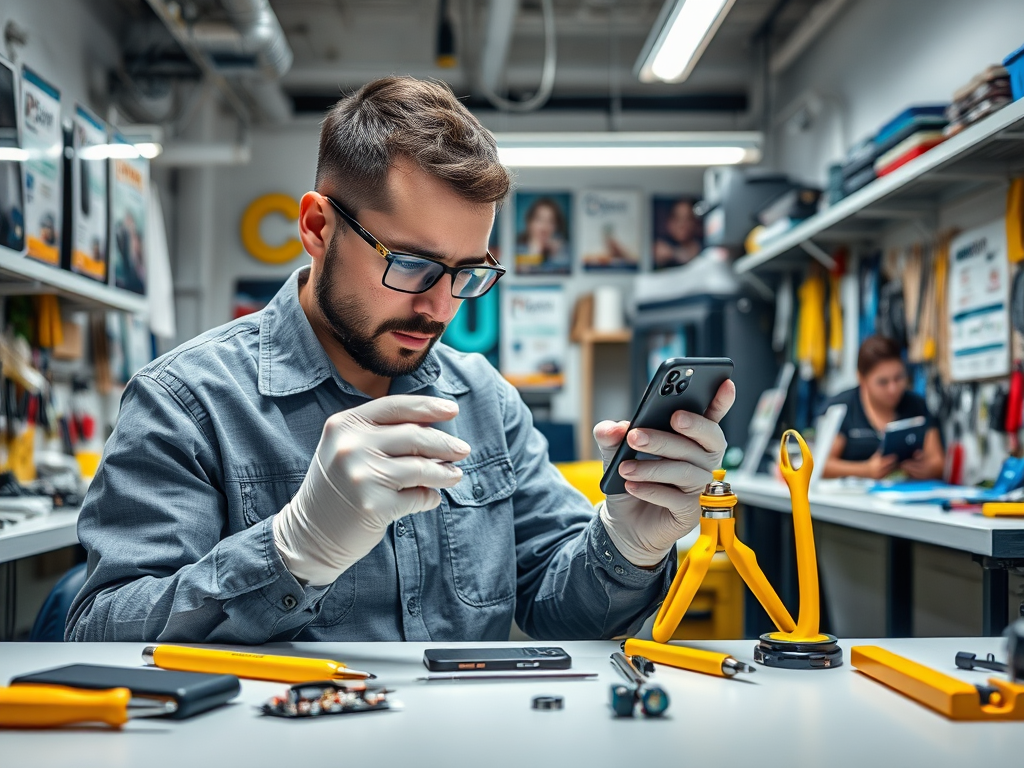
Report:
823,335,944,480
67,77,735,644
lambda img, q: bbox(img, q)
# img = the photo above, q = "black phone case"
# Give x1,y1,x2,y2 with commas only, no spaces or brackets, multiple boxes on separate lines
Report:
422,647,571,671
10,664,240,719
600,357,734,496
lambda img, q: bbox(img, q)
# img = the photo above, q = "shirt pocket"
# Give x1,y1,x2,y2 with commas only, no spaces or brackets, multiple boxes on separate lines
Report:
440,451,518,607
236,473,356,627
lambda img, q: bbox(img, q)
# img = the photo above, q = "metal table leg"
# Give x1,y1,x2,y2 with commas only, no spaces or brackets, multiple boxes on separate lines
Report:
886,537,913,637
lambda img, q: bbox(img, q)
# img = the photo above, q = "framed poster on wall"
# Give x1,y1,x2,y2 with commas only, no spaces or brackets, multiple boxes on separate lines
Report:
514,191,572,275
500,284,566,390
578,189,641,271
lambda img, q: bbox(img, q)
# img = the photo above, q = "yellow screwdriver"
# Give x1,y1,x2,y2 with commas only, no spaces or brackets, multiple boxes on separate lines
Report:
0,685,177,728
143,645,376,683
625,638,756,678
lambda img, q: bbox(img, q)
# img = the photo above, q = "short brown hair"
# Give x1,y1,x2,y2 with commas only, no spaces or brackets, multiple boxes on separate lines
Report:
858,335,902,376
315,77,511,214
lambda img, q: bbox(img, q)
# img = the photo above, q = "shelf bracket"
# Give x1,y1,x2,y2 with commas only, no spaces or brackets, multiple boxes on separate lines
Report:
799,240,835,269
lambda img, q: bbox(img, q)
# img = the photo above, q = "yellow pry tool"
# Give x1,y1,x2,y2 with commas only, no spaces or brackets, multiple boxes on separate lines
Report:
852,646,1024,721
645,430,841,671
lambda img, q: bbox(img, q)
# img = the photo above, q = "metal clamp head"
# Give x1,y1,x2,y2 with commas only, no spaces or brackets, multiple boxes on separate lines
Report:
700,468,737,517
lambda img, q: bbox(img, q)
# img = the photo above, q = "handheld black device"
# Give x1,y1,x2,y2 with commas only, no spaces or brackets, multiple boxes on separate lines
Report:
600,357,734,496
422,646,571,672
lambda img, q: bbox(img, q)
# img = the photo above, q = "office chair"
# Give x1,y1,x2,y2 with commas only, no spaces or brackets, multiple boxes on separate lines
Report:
29,562,87,642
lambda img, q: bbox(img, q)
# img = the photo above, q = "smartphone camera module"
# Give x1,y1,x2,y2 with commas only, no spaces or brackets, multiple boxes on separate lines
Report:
673,368,692,395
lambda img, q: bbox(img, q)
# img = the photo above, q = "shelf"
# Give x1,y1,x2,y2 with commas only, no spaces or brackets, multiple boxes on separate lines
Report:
577,329,632,344
734,97,1024,274
0,249,149,314
0,508,80,564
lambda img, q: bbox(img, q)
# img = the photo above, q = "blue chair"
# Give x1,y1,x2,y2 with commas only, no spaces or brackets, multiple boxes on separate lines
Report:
29,562,87,642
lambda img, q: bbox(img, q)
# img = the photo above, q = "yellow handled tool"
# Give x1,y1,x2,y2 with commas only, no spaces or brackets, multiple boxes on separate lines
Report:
0,685,176,728
852,646,1024,721
625,638,754,678
143,645,375,683
982,502,1024,517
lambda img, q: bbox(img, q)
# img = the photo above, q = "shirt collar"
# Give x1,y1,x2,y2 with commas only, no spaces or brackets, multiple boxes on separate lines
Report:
258,267,468,398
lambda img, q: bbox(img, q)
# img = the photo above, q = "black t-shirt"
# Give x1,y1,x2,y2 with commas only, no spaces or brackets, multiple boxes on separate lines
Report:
827,387,939,462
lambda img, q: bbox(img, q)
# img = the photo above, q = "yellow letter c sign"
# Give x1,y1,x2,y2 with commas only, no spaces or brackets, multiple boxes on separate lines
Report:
241,193,304,264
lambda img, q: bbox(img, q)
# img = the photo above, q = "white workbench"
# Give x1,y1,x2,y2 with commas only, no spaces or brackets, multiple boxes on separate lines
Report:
0,638,1019,768
0,509,80,564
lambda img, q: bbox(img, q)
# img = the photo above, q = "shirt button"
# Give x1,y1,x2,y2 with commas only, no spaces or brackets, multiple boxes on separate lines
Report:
407,597,419,616
614,565,625,575
396,521,407,537
472,484,485,499
282,595,297,610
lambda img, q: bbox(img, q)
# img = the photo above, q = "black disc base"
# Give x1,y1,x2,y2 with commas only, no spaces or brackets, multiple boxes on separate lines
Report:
753,633,843,670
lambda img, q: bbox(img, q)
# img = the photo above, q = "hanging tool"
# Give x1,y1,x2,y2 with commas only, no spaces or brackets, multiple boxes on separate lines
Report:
0,685,177,728
852,620,1024,721
645,430,842,670
624,639,755,678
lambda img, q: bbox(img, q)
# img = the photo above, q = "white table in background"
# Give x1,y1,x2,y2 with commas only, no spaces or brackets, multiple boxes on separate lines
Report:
729,474,1024,635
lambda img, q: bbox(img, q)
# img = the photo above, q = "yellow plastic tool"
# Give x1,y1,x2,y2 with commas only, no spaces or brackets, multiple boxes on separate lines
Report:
0,685,175,728
982,502,1024,517
852,646,1024,721
144,645,375,682
624,638,754,678
648,430,840,670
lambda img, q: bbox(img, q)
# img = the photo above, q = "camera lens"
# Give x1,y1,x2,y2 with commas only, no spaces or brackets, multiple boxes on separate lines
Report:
660,384,674,396
675,380,689,394
666,370,680,383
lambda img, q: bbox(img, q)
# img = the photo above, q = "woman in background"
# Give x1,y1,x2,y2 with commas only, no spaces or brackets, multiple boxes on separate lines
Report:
823,335,944,480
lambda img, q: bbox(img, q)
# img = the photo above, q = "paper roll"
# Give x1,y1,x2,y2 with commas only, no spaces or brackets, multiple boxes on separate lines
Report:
593,285,624,332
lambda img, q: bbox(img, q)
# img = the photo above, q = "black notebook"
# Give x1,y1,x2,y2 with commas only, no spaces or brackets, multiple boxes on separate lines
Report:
10,663,240,719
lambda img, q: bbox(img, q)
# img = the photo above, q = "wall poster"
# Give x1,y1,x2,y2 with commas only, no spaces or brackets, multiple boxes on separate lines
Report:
500,284,566,390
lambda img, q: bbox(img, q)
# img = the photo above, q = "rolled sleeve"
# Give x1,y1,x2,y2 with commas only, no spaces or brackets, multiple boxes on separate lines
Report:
66,373,327,643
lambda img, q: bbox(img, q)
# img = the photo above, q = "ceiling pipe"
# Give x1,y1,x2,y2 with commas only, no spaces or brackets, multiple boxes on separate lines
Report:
219,0,294,79
769,0,852,75
142,0,252,123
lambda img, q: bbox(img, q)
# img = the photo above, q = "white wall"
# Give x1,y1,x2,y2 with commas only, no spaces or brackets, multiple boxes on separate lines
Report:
773,0,1024,185
205,117,707,427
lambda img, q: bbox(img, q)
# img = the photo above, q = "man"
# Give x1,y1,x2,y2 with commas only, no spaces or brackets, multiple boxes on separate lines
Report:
67,77,735,643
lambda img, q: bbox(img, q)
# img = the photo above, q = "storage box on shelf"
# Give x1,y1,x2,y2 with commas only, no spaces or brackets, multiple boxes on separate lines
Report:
734,96,1024,275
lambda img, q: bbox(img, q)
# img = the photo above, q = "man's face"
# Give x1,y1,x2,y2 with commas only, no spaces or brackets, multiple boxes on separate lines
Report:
315,159,495,378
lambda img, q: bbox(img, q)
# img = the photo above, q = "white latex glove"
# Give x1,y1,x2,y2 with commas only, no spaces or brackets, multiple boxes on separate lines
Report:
594,380,735,567
273,395,471,586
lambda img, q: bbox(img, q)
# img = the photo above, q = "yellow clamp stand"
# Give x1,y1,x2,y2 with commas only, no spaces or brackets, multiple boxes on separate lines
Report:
647,430,842,670
852,646,1024,721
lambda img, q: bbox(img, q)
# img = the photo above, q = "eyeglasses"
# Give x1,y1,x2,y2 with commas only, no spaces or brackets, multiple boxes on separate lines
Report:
324,196,505,299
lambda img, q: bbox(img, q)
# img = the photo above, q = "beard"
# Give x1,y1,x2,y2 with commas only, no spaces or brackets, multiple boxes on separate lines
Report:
314,232,448,378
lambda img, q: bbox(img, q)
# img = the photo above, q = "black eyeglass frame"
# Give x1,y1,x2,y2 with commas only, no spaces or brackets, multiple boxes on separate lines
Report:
324,195,505,298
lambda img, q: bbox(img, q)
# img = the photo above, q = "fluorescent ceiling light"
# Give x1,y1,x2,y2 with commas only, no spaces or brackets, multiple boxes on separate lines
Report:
0,147,29,162
76,142,163,161
494,132,761,167
635,0,738,83
134,142,163,159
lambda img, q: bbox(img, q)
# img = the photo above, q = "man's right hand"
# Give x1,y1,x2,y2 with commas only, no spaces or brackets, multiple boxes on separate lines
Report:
862,451,898,480
273,395,470,586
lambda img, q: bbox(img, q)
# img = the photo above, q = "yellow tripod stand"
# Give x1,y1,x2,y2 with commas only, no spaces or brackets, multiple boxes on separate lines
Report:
642,430,841,670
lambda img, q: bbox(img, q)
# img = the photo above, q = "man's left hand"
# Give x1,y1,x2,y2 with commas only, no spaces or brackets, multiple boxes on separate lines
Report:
593,380,736,568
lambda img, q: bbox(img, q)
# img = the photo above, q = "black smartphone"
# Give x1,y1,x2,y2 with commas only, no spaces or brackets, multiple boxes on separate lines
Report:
11,664,240,719
423,647,571,671
600,357,734,496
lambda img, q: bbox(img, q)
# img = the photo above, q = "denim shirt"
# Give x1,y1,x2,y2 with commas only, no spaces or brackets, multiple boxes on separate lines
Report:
66,268,674,643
